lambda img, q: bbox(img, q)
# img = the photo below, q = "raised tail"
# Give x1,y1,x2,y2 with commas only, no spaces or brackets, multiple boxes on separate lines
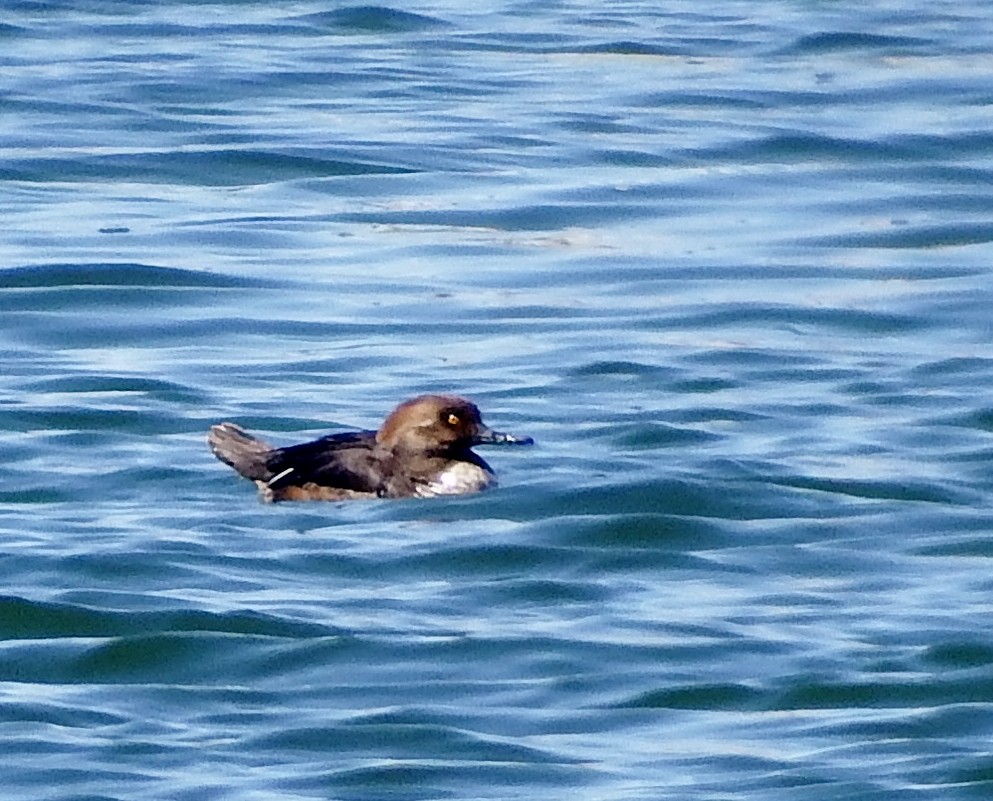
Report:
207,423,274,481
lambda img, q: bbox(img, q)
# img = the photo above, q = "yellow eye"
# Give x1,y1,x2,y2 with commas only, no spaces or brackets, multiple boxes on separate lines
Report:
447,413,460,427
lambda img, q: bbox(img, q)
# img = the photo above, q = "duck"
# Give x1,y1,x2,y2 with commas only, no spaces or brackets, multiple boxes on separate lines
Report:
207,394,533,502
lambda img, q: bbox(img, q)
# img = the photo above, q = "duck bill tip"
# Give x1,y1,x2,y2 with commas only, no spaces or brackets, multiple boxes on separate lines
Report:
475,427,534,446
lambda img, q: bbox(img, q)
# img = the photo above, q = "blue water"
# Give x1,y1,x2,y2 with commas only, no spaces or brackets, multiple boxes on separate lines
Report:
4,2,993,799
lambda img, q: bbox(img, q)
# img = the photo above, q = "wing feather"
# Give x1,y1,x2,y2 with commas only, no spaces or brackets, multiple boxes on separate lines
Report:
264,431,383,493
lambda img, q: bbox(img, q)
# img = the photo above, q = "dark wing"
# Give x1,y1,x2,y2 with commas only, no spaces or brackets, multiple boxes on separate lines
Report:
264,430,383,493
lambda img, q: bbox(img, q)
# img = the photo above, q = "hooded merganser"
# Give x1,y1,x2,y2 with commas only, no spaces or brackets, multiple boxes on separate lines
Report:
207,394,533,502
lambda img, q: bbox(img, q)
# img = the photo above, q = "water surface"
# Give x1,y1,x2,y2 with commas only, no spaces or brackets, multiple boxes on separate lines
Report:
4,1,993,799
